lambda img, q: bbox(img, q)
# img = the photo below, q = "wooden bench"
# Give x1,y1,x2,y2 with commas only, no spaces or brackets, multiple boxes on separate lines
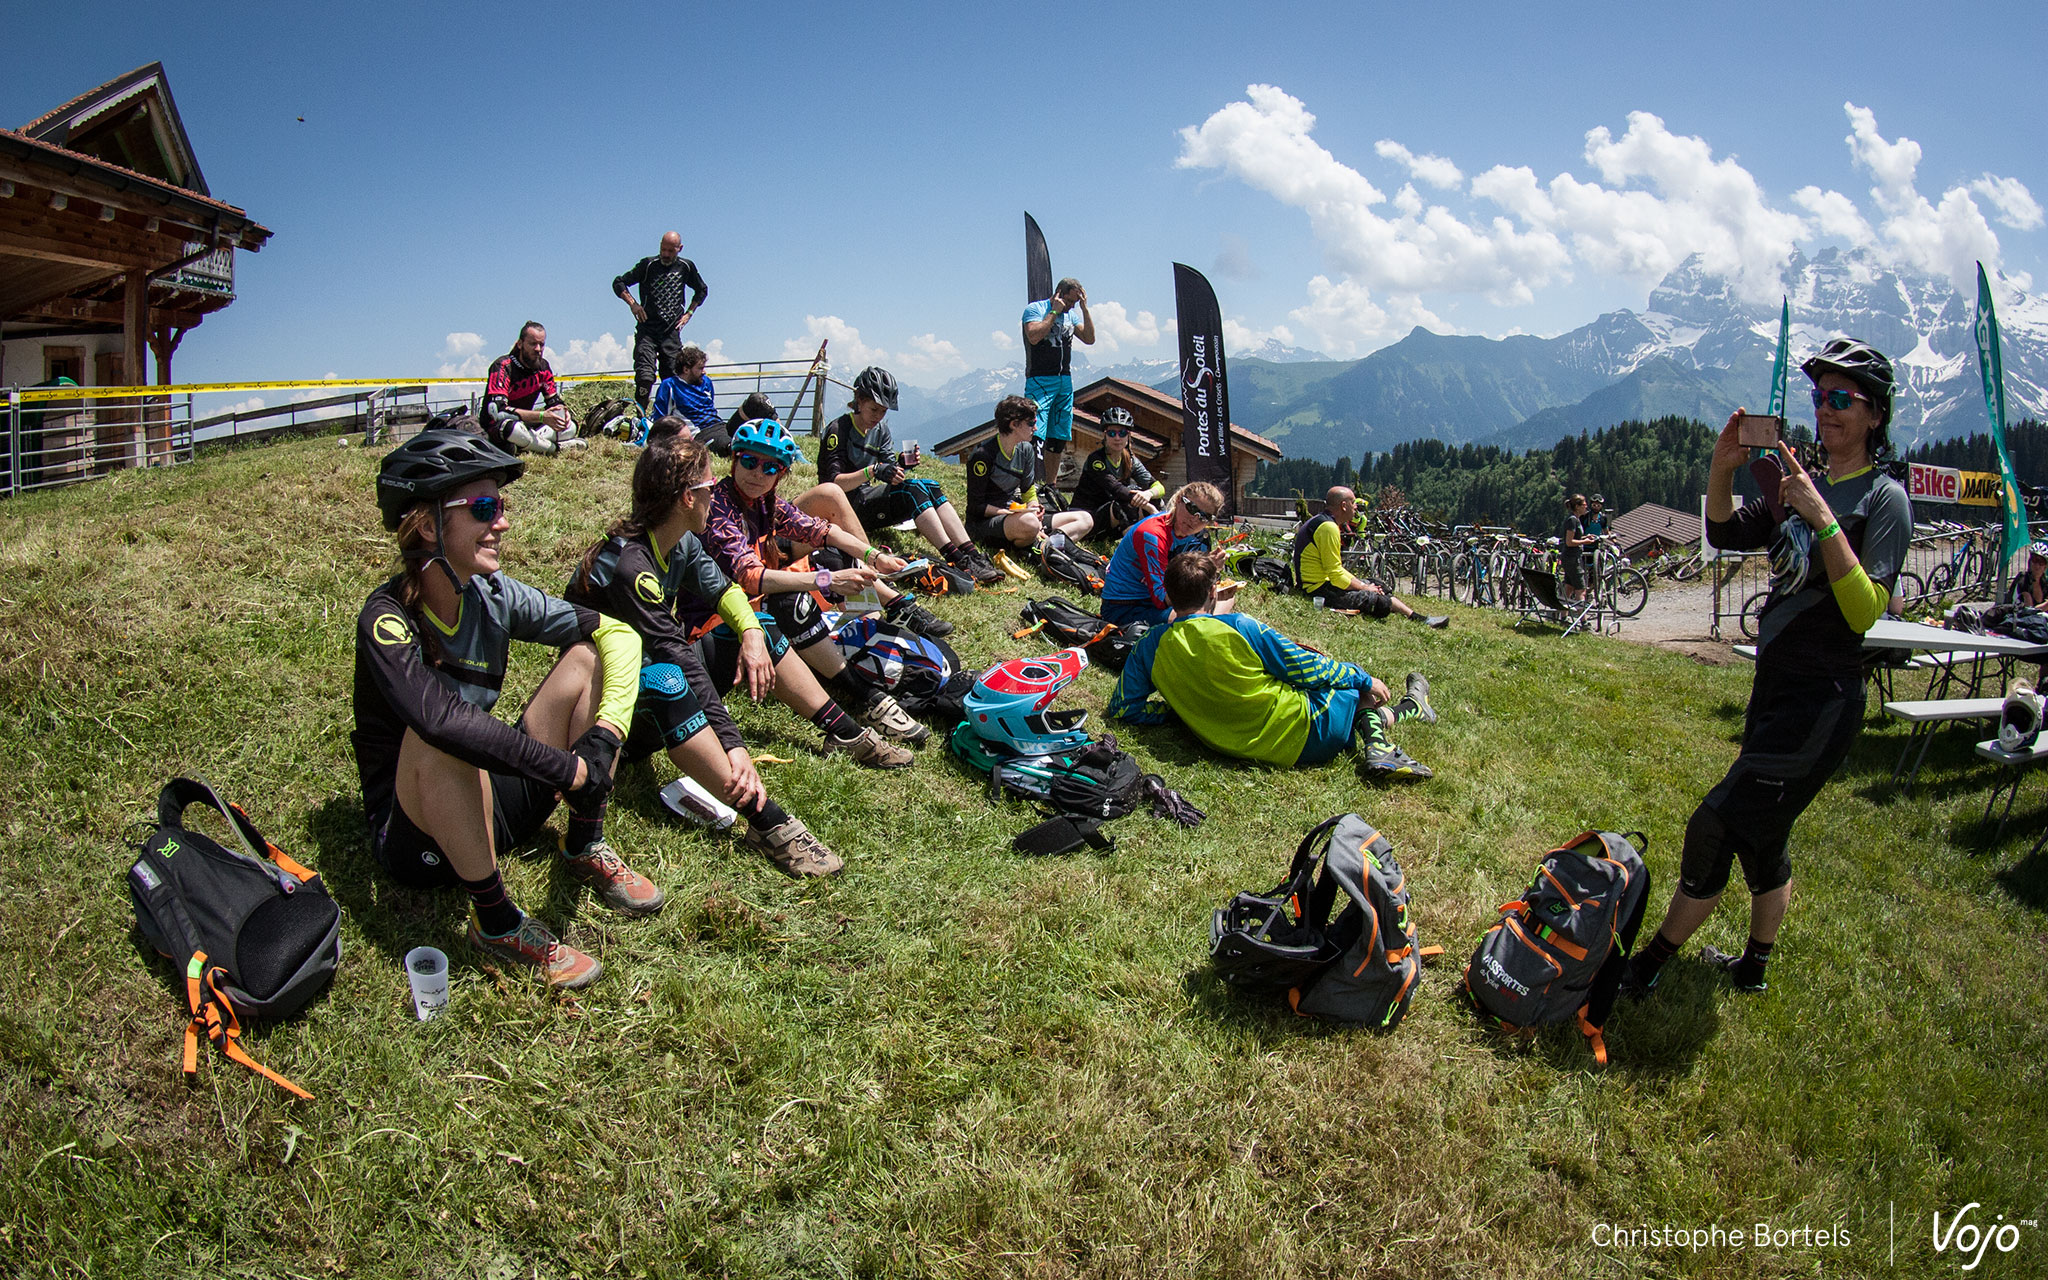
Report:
1975,736,2048,857
1882,698,2006,791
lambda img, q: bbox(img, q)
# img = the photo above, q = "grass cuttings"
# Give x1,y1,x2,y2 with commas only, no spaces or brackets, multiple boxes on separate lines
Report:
0,431,2043,1279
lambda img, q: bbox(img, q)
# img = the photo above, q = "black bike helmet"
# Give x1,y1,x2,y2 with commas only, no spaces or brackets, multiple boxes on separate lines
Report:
376,427,525,530
1099,406,1136,430
1802,337,1895,434
852,366,900,411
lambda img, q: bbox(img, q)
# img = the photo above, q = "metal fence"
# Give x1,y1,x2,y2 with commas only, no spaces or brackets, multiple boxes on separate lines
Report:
3,387,194,497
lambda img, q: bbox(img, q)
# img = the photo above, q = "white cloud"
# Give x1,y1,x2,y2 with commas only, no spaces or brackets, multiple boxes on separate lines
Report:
898,333,969,378
546,333,631,375
1222,318,1298,354
778,316,966,385
990,329,1015,351
219,395,266,415
437,332,489,378
1375,139,1463,191
1970,174,2044,231
1090,300,1166,353
1178,87,2041,353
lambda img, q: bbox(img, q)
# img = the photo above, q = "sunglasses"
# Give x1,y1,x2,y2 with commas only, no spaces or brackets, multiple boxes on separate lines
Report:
1183,499,1223,524
1810,386,1874,411
443,494,508,523
734,453,787,477
1104,428,1130,438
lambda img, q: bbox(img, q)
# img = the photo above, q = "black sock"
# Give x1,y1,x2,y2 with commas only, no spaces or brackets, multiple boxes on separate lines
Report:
828,670,880,711
461,870,523,937
1735,936,1774,987
1633,930,1682,982
565,812,604,856
738,794,789,831
811,702,864,742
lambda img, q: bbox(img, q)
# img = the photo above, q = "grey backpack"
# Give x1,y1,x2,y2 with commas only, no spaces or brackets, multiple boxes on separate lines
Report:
1212,813,1432,1030
1460,830,1649,1065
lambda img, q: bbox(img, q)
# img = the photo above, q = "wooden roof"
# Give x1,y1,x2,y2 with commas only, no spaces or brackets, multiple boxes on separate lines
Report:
933,376,1282,462
0,63,269,338
1607,501,1701,553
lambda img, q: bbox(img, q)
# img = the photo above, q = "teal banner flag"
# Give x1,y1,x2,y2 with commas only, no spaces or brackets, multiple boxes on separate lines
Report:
1973,263,2031,583
1766,297,1789,418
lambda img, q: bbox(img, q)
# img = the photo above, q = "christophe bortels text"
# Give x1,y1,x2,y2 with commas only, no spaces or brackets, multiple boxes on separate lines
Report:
1592,1221,1852,1252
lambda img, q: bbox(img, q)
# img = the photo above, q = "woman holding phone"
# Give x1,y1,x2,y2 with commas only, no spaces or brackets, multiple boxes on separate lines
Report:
1626,338,1910,1000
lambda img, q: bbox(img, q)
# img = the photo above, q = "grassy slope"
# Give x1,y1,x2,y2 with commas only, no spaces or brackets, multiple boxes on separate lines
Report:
0,429,2043,1279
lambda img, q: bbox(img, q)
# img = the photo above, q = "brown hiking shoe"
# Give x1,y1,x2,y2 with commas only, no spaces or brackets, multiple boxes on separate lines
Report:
560,839,666,916
743,817,844,877
855,691,930,744
824,726,915,769
466,915,603,989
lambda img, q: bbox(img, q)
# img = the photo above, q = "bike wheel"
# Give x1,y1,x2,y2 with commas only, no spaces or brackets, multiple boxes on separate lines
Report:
1739,590,1769,640
1608,567,1649,618
1448,553,1473,604
1926,563,1955,602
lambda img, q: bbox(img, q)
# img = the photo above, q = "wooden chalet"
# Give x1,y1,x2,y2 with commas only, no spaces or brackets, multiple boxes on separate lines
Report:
931,376,1282,510
1,62,271,472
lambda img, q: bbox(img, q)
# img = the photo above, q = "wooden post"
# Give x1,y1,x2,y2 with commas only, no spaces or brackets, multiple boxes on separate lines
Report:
147,323,187,465
96,268,149,470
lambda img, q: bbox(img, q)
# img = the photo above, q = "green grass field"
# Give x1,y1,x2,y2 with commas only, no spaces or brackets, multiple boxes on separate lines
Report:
0,422,2043,1278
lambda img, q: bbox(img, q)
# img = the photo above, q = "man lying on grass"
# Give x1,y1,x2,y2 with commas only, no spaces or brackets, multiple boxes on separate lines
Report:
1108,551,1439,779
354,429,656,991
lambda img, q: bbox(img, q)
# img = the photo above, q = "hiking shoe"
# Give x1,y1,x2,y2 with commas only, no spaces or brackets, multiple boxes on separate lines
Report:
1411,613,1449,629
1399,672,1437,725
1617,960,1661,1001
1365,744,1433,780
886,596,954,638
556,436,590,453
467,915,603,989
852,693,929,746
560,839,665,916
960,548,1007,586
1699,944,1769,993
824,726,916,768
743,817,844,877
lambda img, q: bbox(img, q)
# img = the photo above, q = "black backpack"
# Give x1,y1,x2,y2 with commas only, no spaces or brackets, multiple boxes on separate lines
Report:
1015,597,1143,670
1459,830,1650,1065
1229,549,1295,590
1038,533,1107,595
128,779,340,1099
1211,813,1436,1030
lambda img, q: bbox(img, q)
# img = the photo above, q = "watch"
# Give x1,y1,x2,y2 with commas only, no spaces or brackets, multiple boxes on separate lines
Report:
815,568,833,591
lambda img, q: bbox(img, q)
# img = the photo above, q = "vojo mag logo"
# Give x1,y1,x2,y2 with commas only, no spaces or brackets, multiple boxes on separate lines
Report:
635,572,665,606
1932,1203,2038,1271
372,613,413,646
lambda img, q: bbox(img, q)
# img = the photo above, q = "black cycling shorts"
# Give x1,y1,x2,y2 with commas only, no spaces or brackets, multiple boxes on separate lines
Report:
1677,667,1865,899
968,511,1025,549
757,589,832,650
632,324,684,392
854,477,948,528
1310,583,1393,619
699,617,795,696
369,764,557,889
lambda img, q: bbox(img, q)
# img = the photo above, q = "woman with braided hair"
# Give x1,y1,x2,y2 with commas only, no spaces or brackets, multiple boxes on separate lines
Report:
352,428,656,990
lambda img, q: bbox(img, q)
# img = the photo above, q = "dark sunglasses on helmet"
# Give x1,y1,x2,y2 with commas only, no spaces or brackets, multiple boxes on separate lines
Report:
1810,386,1874,412
1183,497,1223,524
443,494,508,523
734,452,787,477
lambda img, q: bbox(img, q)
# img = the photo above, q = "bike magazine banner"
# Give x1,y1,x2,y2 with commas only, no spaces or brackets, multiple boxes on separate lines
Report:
1908,463,2006,507
1173,263,1233,514
1025,213,1052,304
1766,296,1789,418
1973,262,2031,578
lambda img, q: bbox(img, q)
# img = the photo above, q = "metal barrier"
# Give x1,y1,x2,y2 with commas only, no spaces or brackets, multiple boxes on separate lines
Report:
4,387,193,497
191,385,434,448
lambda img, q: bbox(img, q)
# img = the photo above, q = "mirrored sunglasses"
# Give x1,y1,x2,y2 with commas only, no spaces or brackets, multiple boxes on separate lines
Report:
1810,386,1873,411
734,453,787,477
443,494,507,523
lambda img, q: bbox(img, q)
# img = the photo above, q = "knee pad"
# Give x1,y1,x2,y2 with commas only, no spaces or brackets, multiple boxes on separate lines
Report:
638,663,708,747
1737,842,1794,896
1676,803,1736,900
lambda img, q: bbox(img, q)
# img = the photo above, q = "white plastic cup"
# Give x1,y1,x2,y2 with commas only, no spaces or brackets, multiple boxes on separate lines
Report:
660,776,739,829
404,946,450,1021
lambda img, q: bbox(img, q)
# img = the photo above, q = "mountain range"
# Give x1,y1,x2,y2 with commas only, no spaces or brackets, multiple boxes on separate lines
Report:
884,249,2048,464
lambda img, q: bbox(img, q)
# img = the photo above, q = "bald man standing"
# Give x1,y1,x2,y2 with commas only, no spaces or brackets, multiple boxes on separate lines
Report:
614,231,710,413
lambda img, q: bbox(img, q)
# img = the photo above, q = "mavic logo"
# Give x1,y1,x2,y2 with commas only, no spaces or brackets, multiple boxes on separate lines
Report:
373,613,413,646
635,572,664,605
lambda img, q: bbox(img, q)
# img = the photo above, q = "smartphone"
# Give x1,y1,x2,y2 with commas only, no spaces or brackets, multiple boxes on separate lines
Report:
1737,413,1785,449
881,558,933,584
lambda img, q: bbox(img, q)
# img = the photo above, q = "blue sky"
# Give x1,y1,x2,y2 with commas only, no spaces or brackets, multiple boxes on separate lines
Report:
9,1,2044,396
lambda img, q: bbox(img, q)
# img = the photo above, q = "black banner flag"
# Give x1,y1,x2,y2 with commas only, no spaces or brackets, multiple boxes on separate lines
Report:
1173,263,1233,514
1025,213,1052,303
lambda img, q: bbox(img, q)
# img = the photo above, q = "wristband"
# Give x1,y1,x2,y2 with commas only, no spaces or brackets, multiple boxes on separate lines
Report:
1816,519,1842,541
860,545,876,563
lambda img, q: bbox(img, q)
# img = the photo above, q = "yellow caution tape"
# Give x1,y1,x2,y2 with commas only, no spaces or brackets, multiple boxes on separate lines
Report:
14,366,821,404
